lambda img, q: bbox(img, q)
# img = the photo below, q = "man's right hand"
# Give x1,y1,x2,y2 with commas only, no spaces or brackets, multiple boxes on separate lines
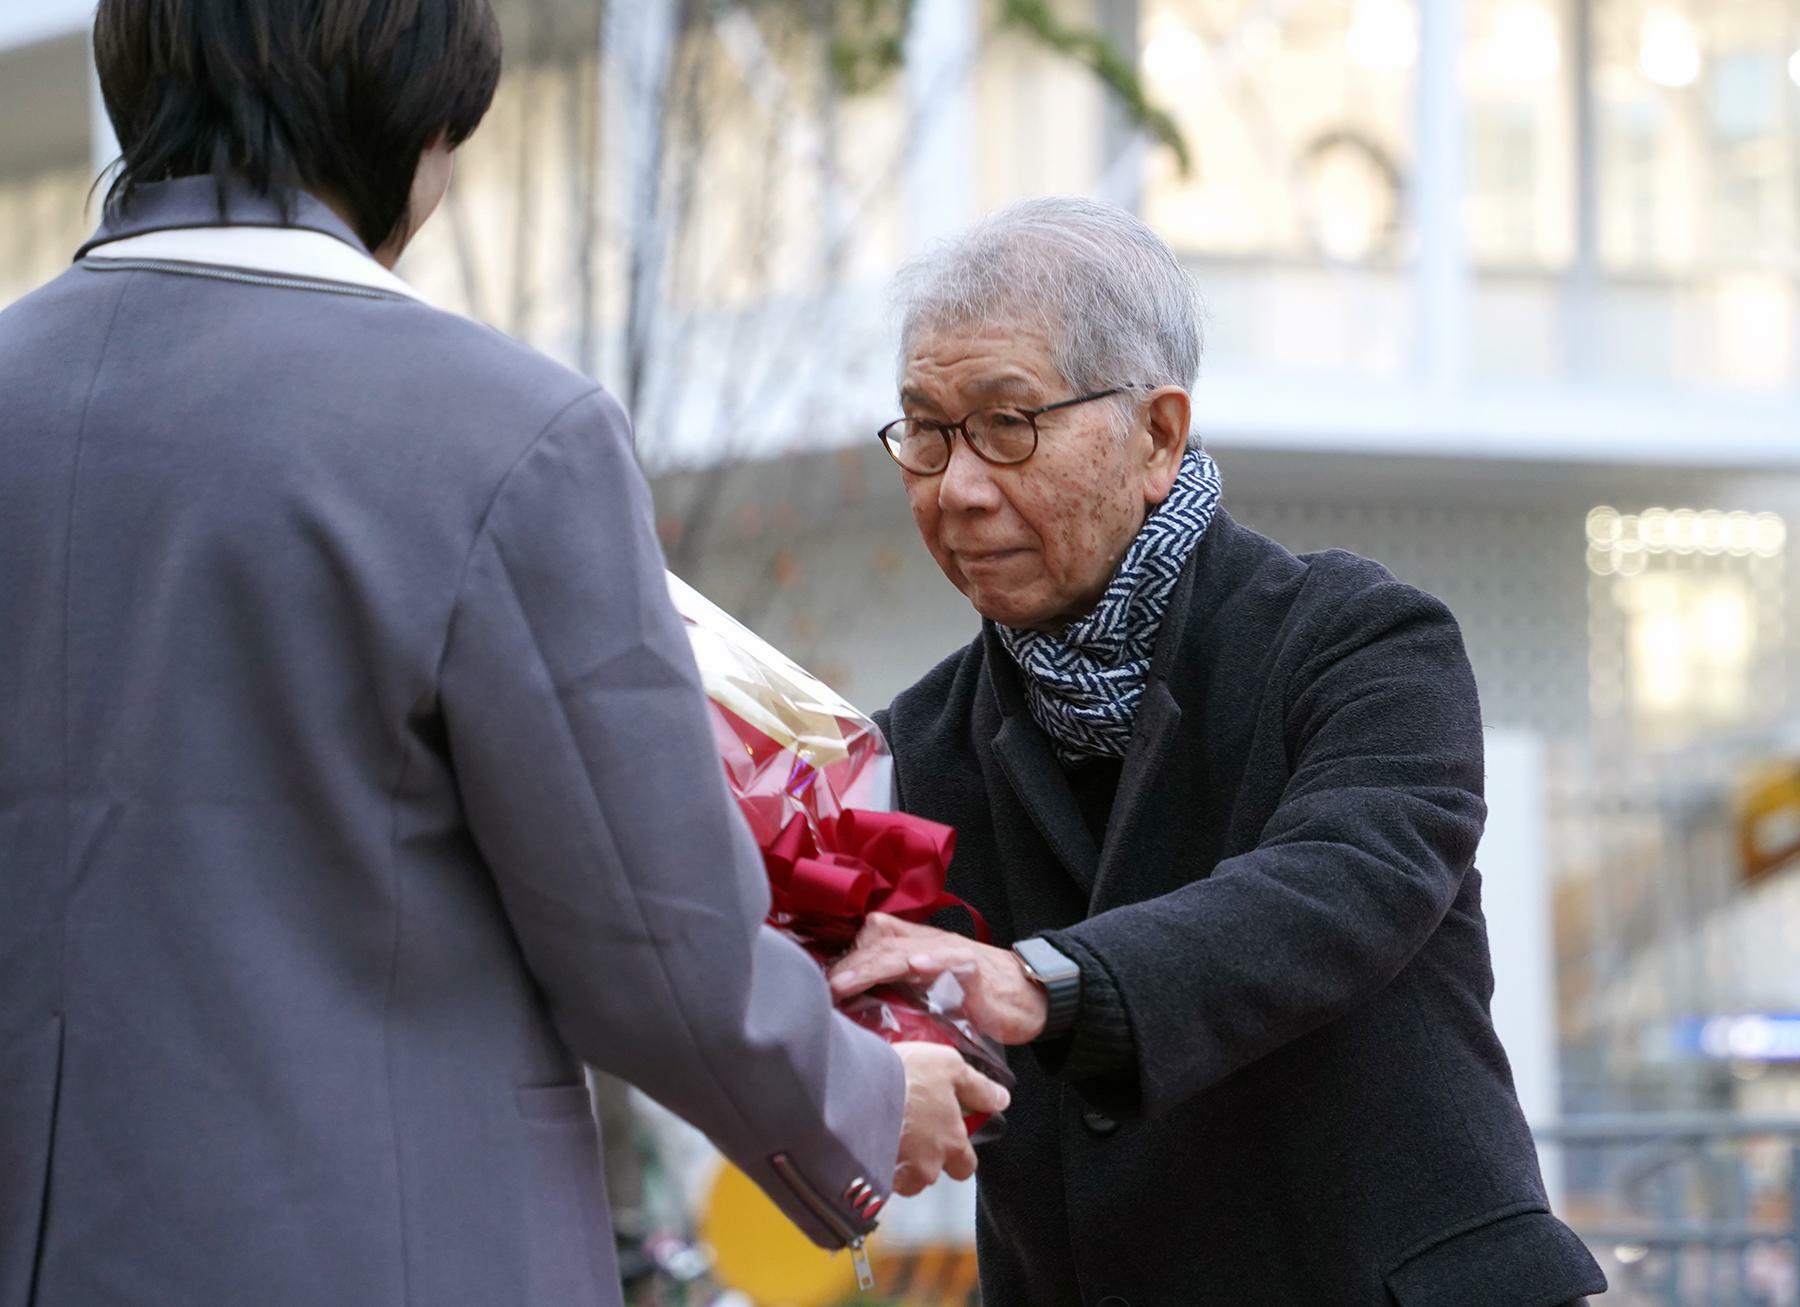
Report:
892,1042,1011,1196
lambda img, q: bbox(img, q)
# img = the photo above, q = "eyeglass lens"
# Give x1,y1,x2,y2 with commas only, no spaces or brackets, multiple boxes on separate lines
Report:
885,409,1037,473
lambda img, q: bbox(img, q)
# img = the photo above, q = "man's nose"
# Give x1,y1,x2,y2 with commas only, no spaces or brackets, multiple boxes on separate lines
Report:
938,436,1002,512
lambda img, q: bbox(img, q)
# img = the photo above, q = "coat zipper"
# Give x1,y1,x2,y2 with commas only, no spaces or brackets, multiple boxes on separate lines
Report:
768,1152,875,1291
80,258,407,302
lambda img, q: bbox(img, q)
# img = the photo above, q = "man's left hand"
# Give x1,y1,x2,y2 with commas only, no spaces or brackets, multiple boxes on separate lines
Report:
828,913,1050,1045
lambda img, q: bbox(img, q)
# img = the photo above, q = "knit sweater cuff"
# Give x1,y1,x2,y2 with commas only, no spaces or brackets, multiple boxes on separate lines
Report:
1031,930,1137,1087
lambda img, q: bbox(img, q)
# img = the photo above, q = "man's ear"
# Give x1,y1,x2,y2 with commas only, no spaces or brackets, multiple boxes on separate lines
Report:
1140,386,1192,505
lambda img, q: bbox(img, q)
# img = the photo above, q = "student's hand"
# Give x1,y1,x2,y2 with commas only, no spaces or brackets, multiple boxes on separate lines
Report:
891,1042,1011,1196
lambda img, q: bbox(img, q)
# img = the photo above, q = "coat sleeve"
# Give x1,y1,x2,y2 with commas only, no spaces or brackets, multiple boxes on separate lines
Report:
1046,562,1487,1118
438,388,904,1247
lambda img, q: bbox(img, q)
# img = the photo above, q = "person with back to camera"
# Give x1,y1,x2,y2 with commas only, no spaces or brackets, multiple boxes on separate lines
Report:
0,4,1007,1304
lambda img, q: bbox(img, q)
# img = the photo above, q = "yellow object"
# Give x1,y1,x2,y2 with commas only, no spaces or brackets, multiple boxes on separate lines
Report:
1736,759,1800,887
700,1163,860,1306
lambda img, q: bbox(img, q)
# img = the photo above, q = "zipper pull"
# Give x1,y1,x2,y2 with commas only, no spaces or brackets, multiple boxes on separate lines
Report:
766,1153,882,1289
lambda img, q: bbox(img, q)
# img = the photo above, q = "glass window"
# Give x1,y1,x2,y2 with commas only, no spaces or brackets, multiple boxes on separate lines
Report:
1463,0,1575,267
1594,0,1800,272
1134,0,1419,378
1139,0,1416,262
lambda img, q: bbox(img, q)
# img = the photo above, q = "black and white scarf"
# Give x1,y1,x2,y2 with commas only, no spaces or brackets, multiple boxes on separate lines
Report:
998,447,1222,764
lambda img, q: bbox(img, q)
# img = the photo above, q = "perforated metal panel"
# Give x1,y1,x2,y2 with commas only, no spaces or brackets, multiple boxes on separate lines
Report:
1226,496,1594,740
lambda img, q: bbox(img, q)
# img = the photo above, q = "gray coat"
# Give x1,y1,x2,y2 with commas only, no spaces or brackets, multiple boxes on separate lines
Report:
0,178,902,1307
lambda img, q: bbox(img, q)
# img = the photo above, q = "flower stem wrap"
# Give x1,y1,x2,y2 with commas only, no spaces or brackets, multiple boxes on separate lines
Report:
669,574,1014,1138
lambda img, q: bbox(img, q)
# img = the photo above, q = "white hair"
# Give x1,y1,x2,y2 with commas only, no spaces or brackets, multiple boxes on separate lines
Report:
892,196,1203,413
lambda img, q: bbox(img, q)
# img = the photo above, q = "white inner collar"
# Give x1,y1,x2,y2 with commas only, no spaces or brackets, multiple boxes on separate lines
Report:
83,225,427,303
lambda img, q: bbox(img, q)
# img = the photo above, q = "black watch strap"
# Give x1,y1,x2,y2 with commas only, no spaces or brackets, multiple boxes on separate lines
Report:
1013,937,1081,1041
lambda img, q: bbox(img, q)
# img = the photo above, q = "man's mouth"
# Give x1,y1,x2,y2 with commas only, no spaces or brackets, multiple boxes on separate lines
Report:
955,548,1026,568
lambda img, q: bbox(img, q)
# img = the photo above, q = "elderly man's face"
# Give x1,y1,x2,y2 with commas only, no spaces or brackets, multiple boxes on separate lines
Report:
898,322,1187,632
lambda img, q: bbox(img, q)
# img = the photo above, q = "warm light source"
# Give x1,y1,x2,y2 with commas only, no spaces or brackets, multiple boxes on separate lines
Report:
1347,0,1418,72
1639,11,1701,88
1588,504,1785,731
1586,504,1785,561
1621,572,1754,719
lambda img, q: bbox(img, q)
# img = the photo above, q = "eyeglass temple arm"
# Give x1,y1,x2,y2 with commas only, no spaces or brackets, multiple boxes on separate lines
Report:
1024,386,1131,418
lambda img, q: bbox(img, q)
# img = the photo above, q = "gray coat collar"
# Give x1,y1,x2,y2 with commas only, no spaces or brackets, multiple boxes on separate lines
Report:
76,176,369,260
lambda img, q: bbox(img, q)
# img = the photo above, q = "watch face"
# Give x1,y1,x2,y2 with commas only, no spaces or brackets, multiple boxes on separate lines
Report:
1016,938,1078,983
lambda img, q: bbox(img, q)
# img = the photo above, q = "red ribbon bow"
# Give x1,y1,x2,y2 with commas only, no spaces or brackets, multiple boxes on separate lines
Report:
763,808,988,949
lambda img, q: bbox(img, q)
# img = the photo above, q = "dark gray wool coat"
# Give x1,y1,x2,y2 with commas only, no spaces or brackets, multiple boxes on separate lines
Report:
876,510,1606,1307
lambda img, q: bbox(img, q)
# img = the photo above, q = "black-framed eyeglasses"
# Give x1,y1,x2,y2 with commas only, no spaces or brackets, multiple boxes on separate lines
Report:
876,387,1135,475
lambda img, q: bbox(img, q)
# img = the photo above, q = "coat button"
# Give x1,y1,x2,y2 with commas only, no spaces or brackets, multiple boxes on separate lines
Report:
1081,1110,1119,1136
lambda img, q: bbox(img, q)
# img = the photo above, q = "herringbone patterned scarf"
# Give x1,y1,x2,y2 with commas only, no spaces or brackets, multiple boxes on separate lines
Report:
998,448,1222,764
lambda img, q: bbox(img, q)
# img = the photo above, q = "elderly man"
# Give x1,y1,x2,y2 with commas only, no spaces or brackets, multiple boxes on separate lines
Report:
829,197,1607,1306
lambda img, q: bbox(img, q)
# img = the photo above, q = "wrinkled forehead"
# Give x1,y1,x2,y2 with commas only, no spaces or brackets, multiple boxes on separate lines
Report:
897,317,1063,411
899,373,1038,411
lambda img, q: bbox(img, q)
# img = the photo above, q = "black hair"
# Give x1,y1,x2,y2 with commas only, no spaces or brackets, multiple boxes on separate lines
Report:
94,0,502,251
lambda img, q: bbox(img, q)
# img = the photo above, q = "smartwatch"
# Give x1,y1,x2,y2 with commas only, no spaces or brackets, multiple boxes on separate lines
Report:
1011,936,1082,1041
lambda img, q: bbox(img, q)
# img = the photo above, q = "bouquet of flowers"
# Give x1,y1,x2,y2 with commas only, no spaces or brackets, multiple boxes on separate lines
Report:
669,575,1011,1138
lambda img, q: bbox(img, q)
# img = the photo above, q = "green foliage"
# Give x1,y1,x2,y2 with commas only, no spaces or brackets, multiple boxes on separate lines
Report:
996,0,1192,175
819,0,1191,174
828,0,916,94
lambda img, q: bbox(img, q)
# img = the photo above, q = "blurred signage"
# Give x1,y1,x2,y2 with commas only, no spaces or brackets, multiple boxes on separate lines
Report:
1673,1014,1800,1063
1735,760,1800,887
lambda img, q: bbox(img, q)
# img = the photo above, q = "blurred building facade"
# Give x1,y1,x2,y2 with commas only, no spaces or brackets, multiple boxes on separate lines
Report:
6,0,1800,1286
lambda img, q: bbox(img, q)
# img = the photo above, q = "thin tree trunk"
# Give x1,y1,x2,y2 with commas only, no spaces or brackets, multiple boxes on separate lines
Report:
507,0,545,340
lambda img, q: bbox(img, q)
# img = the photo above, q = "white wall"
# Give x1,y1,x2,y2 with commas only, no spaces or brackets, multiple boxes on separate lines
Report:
0,0,90,53
1480,729,1562,1203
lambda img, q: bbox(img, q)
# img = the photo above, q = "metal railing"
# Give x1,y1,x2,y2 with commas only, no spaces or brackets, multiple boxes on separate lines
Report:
1537,1113,1800,1305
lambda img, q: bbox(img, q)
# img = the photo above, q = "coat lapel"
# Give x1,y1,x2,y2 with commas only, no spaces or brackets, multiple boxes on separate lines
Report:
975,512,1233,912
1095,680,1182,889
1091,534,1207,907
981,628,1102,895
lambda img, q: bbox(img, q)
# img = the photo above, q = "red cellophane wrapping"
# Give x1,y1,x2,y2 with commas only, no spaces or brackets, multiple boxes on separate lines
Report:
669,575,1012,1138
